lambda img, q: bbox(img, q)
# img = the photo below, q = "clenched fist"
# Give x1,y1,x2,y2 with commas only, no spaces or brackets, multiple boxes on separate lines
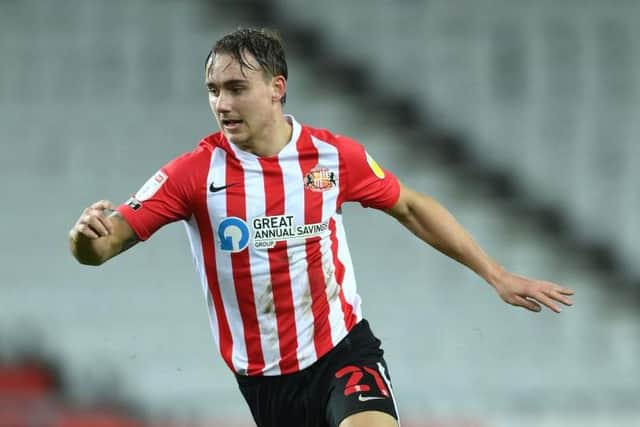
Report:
69,200,116,241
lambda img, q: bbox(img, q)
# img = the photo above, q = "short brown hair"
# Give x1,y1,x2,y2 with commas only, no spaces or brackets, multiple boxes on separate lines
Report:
206,28,288,103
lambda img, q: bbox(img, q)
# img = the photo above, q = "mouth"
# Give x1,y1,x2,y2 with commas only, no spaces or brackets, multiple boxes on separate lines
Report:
221,118,243,131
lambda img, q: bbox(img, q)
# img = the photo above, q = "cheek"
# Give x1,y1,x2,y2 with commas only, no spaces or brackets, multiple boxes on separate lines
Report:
252,91,273,112
236,96,260,116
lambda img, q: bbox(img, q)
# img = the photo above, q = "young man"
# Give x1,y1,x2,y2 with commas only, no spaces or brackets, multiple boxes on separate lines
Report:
69,28,575,427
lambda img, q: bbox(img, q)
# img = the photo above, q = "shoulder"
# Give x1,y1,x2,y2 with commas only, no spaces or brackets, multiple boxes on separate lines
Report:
165,131,225,172
195,131,229,158
199,130,227,151
155,134,224,195
303,124,364,154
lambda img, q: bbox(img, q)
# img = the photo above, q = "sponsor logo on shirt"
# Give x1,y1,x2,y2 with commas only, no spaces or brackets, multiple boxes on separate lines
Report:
217,217,250,252
365,153,385,179
216,215,329,251
304,166,336,192
252,215,329,249
209,182,236,193
135,170,168,201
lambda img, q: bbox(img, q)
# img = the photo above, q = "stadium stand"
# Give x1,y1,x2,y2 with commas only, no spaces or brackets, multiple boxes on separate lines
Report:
273,0,640,283
1,0,639,426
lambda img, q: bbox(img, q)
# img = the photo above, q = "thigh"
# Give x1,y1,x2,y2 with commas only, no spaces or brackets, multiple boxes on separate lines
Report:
237,374,310,427
339,411,399,427
326,359,400,427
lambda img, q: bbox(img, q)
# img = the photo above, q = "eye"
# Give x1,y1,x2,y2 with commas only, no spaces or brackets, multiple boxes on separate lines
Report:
207,86,219,96
230,86,244,94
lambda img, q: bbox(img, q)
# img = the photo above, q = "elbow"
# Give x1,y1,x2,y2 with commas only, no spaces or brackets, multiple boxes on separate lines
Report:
386,200,414,225
385,184,419,224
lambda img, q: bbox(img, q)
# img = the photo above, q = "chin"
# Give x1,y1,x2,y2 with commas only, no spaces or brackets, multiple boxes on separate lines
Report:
226,133,249,146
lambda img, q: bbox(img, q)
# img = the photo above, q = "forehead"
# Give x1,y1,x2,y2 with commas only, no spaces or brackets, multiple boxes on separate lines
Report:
205,52,263,84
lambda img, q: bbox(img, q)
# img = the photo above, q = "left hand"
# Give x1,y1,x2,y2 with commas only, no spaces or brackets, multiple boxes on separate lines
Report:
493,272,575,313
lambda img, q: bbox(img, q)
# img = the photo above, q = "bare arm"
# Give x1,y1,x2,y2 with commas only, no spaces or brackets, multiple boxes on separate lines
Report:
385,182,574,313
69,200,139,266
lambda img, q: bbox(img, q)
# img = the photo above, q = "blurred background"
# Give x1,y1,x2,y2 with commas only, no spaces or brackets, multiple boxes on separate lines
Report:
1,0,639,426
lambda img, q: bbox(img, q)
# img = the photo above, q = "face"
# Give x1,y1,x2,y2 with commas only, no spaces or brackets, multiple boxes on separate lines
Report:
205,51,285,147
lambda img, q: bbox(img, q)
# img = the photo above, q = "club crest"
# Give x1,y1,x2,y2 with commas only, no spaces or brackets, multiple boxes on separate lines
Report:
304,166,337,192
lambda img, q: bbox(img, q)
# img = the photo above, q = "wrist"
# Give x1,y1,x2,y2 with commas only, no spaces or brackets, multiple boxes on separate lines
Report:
484,263,506,288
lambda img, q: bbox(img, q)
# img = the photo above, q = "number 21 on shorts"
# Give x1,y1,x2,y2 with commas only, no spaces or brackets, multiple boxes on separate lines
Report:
335,365,390,397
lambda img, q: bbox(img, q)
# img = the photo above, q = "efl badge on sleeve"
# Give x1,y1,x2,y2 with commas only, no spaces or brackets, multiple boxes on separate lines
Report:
135,170,168,201
366,152,385,179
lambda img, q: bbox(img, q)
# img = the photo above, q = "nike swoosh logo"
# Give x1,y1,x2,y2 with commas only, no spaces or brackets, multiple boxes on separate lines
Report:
358,395,386,402
209,182,236,193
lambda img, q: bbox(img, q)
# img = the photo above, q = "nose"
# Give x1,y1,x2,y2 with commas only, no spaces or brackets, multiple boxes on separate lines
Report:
213,91,231,114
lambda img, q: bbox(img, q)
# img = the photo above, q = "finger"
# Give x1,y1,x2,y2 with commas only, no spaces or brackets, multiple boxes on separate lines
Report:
85,208,115,234
542,288,574,306
514,296,542,313
74,223,100,240
95,210,114,234
550,292,573,306
90,199,116,211
552,286,574,295
534,293,562,313
83,214,110,237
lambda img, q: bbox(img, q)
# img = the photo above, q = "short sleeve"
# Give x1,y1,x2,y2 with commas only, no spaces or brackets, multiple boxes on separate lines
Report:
338,136,401,209
116,152,198,241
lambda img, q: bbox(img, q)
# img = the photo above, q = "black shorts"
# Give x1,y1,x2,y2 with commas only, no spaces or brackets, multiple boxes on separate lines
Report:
235,319,399,427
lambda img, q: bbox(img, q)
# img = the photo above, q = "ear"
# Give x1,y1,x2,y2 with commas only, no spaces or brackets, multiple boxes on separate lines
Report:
271,75,287,104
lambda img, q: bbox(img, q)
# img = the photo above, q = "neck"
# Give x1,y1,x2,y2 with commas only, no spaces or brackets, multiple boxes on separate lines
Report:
243,114,293,158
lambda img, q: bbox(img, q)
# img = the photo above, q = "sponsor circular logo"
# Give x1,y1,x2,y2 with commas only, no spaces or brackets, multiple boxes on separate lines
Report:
304,166,337,192
217,217,250,252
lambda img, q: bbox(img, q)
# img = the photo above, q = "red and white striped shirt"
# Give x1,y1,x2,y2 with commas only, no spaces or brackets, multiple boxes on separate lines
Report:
118,116,400,376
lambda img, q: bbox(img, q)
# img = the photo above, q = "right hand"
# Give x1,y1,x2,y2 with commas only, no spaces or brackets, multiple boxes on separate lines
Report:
69,200,116,241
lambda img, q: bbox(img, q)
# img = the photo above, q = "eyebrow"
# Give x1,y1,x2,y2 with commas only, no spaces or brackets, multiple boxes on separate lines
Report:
206,79,249,89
